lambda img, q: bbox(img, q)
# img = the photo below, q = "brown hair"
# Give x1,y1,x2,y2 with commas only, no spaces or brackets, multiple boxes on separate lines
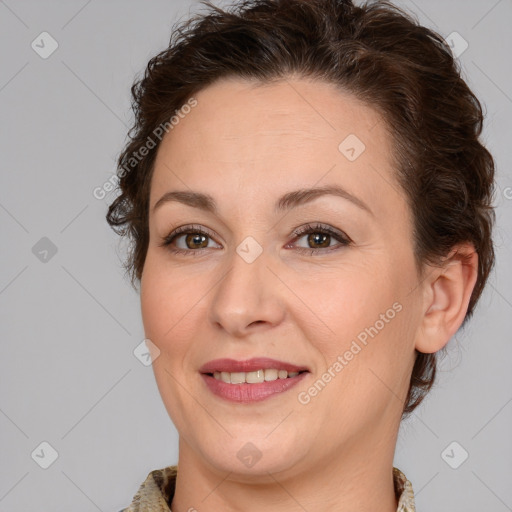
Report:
106,0,496,416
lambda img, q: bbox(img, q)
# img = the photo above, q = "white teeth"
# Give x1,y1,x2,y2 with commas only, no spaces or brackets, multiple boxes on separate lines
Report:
246,370,264,383
212,369,302,384
264,369,278,381
230,372,245,384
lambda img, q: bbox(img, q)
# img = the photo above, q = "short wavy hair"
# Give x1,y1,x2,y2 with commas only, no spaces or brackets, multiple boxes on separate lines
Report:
107,0,496,416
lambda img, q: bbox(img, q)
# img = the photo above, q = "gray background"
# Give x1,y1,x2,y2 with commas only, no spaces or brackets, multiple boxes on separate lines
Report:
0,0,511,510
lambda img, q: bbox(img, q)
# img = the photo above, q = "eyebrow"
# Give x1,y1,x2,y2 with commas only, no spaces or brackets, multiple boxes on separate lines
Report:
152,184,373,216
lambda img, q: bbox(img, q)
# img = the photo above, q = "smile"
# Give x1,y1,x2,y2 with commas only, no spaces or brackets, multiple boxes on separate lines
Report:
211,368,303,384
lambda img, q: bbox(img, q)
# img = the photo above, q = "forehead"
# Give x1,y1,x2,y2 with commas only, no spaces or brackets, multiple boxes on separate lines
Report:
150,77,402,218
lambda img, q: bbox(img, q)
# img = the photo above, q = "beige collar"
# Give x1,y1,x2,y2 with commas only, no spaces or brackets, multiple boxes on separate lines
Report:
122,465,415,511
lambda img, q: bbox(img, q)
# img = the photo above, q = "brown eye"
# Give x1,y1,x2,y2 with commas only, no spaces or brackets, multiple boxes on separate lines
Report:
184,233,209,249
290,223,352,255
159,224,221,255
306,232,331,249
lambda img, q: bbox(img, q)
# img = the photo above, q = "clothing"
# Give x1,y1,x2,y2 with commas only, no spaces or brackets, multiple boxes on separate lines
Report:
120,465,415,511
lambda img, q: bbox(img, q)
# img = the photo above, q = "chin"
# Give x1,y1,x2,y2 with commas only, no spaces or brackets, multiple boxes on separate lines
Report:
197,434,308,478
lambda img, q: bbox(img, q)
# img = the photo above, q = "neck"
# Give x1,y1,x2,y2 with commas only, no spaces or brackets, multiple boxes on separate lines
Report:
170,428,400,512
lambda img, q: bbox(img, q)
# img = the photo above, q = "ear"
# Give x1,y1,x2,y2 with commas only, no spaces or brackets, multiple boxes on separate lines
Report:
415,243,479,354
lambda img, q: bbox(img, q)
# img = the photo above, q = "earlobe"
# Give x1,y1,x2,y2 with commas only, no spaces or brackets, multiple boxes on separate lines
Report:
415,243,479,354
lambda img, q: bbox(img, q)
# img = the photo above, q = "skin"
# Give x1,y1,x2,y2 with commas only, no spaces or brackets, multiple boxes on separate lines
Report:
140,76,478,512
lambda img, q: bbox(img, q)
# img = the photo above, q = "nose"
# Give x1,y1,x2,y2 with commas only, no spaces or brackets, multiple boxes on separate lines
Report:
208,244,286,338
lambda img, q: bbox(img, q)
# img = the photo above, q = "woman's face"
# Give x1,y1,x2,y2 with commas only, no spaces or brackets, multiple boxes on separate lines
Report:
141,77,423,478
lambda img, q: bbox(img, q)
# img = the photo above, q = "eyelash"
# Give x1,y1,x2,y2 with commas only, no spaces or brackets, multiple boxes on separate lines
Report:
159,223,352,257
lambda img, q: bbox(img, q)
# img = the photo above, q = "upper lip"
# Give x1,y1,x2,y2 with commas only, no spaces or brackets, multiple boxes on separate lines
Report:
199,357,310,374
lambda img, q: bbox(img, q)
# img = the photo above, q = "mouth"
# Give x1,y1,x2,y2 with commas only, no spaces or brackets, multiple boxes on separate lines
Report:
199,357,310,403
205,368,309,384
199,357,310,377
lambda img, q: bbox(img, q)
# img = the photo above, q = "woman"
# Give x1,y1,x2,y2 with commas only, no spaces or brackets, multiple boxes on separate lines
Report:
108,0,495,510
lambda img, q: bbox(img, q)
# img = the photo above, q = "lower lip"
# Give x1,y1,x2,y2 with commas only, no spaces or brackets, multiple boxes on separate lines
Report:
201,372,308,403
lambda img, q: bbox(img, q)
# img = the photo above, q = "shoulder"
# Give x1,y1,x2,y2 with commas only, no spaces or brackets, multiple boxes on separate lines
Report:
120,465,178,512
393,467,415,512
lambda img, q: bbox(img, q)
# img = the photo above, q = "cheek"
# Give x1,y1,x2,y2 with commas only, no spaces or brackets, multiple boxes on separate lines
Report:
140,253,185,347
140,251,213,357
140,256,201,425
140,262,166,342
292,261,396,348
296,258,415,387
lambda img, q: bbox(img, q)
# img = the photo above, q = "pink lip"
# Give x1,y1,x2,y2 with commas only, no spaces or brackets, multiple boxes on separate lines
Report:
201,372,308,403
199,357,309,374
